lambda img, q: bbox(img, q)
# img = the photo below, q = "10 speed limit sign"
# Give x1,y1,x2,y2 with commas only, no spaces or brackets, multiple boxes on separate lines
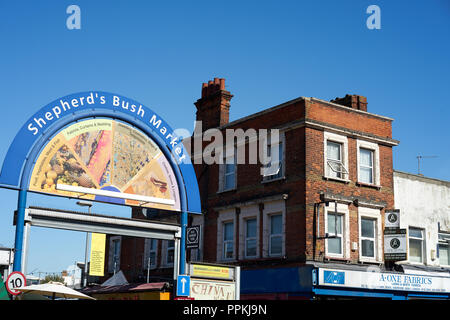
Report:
6,271,26,296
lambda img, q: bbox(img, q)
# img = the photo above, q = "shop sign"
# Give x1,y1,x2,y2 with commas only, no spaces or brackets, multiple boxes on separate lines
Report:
189,263,233,280
319,268,450,293
189,279,235,300
385,209,400,229
384,228,407,261
89,233,106,276
186,225,200,249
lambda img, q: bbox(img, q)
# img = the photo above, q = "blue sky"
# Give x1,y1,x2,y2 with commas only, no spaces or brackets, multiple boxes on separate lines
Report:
0,1,449,275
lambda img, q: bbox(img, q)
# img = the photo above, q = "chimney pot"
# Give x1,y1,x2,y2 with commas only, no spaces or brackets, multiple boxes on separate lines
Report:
331,94,367,112
195,78,233,130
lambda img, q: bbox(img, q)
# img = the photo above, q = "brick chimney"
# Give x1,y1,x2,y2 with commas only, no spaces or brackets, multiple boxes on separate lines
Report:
194,78,233,131
331,94,368,112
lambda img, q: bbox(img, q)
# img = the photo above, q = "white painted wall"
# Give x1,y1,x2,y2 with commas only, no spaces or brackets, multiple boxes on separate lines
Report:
394,171,450,267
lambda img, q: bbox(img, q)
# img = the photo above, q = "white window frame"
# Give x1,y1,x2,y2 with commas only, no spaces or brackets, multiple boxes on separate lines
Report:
219,147,237,192
262,201,286,258
358,207,382,263
143,238,158,270
245,218,258,258
324,203,350,259
262,132,285,182
438,233,450,267
323,132,349,182
223,222,235,261
408,227,426,264
238,205,260,259
269,214,283,256
356,140,380,186
217,209,236,262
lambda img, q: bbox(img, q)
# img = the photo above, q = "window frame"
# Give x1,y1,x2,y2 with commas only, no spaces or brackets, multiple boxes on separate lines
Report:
262,132,285,182
358,207,382,263
238,205,260,260
262,201,285,258
360,218,376,259
408,227,425,264
356,140,380,186
222,221,235,261
217,209,236,262
244,218,258,259
326,212,344,256
324,202,350,260
268,214,283,257
359,148,374,184
438,233,450,267
221,147,237,192
323,132,349,182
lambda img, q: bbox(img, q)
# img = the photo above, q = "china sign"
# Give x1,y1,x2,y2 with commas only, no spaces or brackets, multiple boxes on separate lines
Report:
190,279,236,300
180,262,240,300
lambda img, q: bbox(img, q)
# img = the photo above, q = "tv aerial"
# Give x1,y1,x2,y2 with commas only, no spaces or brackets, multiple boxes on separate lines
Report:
416,155,438,175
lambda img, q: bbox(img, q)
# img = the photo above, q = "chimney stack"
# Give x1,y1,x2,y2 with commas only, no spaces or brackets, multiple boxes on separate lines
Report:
331,94,368,112
195,78,233,131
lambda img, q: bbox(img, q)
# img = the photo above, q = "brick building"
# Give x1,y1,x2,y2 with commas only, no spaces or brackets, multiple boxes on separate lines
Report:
103,78,449,299
182,78,401,299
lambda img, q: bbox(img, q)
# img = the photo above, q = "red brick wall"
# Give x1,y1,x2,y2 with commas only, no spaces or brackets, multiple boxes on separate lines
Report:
197,96,395,266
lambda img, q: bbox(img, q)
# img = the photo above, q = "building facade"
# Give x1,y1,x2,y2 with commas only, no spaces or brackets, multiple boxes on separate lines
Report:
393,171,450,269
103,79,450,299
183,78,449,299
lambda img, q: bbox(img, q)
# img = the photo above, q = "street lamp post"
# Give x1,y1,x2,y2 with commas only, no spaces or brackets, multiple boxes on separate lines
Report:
76,201,93,288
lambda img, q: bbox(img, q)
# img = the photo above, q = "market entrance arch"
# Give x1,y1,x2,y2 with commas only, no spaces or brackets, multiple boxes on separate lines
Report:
0,91,201,275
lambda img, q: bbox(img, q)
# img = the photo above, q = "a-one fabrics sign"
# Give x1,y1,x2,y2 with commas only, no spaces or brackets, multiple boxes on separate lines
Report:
0,91,200,214
319,268,450,293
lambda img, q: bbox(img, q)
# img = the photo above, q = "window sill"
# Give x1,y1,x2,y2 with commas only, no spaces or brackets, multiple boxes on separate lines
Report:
323,176,350,184
356,182,381,190
406,261,426,266
359,257,381,264
216,188,236,194
261,176,286,184
218,259,237,263
324,255,349,262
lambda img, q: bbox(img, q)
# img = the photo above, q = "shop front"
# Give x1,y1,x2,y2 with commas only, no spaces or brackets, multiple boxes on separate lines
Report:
240,262,450,300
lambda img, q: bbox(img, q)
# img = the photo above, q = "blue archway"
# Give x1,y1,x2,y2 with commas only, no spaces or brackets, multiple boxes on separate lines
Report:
0,91,201,275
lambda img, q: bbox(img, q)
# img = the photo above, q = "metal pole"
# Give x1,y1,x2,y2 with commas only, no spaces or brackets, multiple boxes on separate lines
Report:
13,189,27,272
146,255,150,283
174,237,180,280
21,222,31,274
83,231,90,287
179,211,187,275
83,205,91,287
235,266,240,300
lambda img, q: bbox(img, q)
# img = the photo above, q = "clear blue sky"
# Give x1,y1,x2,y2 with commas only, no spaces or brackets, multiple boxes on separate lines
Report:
0,1,449,275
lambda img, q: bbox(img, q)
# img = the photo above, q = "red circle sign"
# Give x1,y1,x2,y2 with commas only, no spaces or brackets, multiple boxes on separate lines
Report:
6,272,27,296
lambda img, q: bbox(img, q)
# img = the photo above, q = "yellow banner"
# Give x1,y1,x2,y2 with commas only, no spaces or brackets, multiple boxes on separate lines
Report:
191,264,231,280
89,233,106,277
